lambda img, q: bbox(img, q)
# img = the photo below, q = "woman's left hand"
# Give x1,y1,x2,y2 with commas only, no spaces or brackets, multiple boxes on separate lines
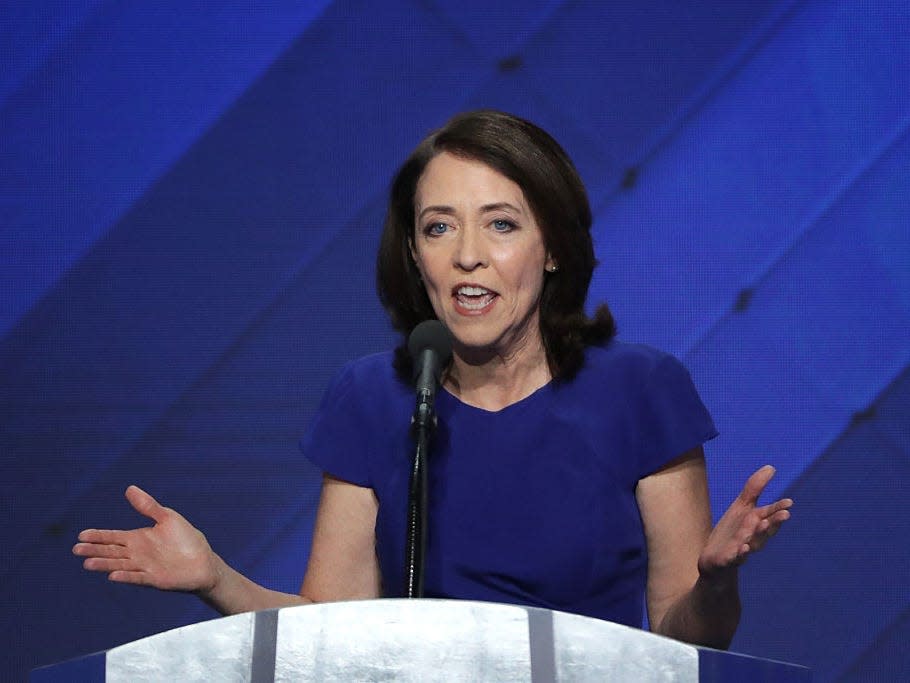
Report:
697,465,792,578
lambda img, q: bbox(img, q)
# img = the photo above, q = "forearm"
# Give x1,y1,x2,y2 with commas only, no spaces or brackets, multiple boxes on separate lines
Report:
654,569,741,650
198,553,312,616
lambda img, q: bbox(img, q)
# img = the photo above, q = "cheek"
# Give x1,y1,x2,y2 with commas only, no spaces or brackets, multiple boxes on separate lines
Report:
512,254,547,292
523,272,547,300
414,253,444,292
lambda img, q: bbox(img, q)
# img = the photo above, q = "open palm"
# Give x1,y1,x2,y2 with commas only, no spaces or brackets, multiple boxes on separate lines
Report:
73,485,218,593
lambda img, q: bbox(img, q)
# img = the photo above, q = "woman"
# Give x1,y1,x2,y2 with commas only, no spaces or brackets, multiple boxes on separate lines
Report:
74,111,791,649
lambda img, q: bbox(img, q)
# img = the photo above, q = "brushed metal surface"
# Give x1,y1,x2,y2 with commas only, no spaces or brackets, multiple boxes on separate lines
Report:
275,599,532,682
551,609,698,682
106,611,255,682
274,599,699,682
100,600,701,681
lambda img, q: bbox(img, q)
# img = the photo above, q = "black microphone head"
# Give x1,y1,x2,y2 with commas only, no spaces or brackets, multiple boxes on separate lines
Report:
407,320,453,382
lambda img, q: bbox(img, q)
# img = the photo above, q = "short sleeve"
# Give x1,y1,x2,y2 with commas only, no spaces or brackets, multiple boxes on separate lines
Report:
300,363,372,487
636,354,718,477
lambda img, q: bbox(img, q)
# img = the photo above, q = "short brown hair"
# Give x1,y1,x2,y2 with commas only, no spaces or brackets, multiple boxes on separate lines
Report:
377,110,615,381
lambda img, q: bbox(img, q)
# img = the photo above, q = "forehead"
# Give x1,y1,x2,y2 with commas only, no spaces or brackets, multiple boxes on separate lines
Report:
414,152,528,209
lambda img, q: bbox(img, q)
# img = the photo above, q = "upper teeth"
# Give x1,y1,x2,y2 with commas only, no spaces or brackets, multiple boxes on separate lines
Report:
458,286,490,296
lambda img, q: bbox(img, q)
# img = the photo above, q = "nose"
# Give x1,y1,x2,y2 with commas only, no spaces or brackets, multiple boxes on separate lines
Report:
453,226,487,271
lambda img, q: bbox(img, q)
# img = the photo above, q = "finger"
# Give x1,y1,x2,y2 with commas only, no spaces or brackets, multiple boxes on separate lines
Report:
770,508,791,524
756,498,793,518
125,485,168,523
738,465,776,506
77,529,130,545
83,557,136,573
748,511,791,551
761,511,790,540
73,542,129,559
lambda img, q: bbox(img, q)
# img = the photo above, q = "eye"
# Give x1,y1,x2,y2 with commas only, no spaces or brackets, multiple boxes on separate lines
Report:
491,218,516,232
424,222,449,236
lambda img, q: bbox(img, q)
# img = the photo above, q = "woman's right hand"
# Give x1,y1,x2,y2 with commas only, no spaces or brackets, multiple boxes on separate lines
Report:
73,485,221,595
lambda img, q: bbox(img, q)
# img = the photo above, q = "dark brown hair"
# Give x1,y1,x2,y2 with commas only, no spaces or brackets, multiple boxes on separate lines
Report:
377,110,615,381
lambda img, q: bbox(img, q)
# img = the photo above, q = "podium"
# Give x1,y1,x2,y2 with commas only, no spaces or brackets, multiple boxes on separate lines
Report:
32,599,809,681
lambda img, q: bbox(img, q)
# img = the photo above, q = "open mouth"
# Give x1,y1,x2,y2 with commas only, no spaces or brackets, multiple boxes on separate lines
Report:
453,285,497,312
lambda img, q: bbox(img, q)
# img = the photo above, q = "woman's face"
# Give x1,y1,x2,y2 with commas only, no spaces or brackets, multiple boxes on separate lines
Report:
410,152,554,359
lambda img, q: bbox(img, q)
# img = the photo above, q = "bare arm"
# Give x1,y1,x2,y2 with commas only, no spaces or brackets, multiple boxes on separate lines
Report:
300,474,381,601
74,474,380,615
636,450,792,649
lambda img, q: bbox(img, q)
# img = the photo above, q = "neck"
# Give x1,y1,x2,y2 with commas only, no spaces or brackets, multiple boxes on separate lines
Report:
445,332,551,412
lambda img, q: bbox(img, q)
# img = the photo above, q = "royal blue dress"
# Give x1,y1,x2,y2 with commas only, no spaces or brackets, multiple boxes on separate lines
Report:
301,341,717,627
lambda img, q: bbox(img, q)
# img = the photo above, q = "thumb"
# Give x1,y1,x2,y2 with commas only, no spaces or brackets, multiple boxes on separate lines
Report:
125,485,167,523
738,465,776,506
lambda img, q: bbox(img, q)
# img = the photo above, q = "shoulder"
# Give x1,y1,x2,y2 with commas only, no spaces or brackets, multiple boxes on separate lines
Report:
325,351,402,393
303,352,404,487
304,350,410,447
577,342,717,476
560,342,704,415
577,341,683,389
317,351,410,413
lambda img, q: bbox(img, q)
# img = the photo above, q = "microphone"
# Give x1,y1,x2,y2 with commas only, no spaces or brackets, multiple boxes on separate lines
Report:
408,320,453,417
404,320,451,598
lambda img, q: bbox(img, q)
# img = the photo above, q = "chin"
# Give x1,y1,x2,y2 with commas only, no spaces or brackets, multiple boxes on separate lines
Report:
454,328,515,356
447,326,498,351
451,330,496,348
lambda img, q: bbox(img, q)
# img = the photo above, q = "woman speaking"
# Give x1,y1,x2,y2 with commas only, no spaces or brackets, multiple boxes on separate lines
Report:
74,110,791,650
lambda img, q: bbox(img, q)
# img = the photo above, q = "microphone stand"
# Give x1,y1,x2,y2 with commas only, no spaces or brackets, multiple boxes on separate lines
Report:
403,320,451,599
405,386,435,598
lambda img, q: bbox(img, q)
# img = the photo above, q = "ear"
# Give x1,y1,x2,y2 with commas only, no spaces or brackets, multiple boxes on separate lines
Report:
545,253,558,273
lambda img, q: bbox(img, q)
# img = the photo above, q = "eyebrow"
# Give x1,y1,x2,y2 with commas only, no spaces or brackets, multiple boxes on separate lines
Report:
417,202,525,221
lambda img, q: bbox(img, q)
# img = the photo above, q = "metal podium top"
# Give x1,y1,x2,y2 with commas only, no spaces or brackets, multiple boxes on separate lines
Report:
35,599,809,682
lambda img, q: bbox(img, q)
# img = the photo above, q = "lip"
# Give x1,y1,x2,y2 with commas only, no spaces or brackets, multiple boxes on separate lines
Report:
451,282,498,315
451,282,498,295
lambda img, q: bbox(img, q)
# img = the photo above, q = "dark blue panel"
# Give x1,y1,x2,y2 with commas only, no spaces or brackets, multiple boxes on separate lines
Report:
733,372,910,679
589,0,910,358
838,606,910,682
29,652,104,683
0,0,479,579
687,123,910,511
698,647,810,682
0,0,332,336
424,0,563,62
521,0,786,196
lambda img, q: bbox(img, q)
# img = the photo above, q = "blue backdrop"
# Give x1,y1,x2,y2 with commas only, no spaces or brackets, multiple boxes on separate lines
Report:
2,1,908,680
